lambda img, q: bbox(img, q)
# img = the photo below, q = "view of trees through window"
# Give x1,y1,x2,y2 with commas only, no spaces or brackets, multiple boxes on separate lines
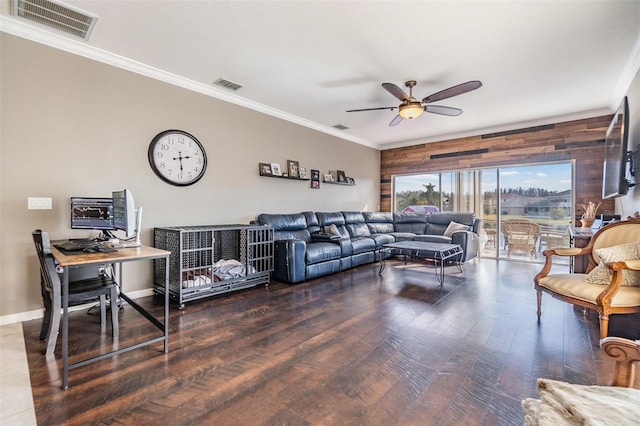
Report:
393,162,573,261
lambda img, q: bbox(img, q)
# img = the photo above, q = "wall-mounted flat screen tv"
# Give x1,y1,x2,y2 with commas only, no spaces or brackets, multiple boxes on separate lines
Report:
602,96,629,199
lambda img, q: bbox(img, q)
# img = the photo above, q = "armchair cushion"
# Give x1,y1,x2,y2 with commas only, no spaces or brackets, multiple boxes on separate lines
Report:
538,274,640,307
585,242,640,287
443,221,469,237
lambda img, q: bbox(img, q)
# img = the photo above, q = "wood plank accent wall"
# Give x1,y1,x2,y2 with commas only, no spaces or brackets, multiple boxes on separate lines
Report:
380,115,615,216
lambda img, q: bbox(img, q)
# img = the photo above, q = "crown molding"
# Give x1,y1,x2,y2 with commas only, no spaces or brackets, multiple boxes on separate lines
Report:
0,16,377,149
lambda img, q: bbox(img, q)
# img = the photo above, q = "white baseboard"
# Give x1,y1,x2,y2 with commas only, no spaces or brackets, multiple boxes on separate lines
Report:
0,288,156,326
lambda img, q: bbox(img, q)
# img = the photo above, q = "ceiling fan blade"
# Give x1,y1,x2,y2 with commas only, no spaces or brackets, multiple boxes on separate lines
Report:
424,105,463,116
422,80,482,104
346,106,397,113
389,114,403,127
382,83,411,101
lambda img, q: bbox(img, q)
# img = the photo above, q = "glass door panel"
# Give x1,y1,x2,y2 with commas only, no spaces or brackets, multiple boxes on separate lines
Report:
479,168,498,258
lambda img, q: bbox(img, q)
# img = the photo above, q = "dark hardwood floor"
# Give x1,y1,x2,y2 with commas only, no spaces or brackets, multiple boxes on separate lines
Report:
23,259,640,425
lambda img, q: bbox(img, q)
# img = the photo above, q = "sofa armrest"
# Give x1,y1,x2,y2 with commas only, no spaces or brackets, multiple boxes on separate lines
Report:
273,240,307,284
451,230,479,262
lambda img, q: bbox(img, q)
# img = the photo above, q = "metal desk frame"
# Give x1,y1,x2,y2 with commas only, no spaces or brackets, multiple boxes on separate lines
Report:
51,245,171,389
379,241,463,285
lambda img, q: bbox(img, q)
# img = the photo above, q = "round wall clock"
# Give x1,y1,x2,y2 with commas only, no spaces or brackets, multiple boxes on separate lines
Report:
148,130,207,186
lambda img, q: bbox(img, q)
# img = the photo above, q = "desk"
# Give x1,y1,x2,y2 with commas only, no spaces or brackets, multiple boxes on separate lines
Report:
568,227,594,273
51,244,171,389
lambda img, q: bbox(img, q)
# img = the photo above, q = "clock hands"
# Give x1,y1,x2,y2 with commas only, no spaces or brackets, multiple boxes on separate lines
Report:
172,151,193,172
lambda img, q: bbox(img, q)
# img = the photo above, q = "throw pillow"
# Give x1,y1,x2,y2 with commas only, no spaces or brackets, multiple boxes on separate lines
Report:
443,221,469,237
585,241,640,286
324,224,341,236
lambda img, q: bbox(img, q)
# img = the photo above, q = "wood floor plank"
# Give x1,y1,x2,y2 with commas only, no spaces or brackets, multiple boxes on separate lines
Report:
23,259,640,425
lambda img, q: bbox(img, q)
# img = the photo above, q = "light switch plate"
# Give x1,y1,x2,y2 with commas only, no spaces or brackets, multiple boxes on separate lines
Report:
28,197,52,210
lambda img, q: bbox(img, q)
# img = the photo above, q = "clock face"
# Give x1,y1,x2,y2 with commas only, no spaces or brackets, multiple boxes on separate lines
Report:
148,130,207,186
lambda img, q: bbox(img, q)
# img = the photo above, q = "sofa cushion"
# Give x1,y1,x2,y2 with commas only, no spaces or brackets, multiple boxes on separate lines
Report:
305,242,342,265
393,213,428,234
350,237,376,254
302,211,321,234
363,212,395,234
257,213,311,242
444,221,470,237
413,234,452,244
585,242,640,286
317,212,350,239
369,233,395,248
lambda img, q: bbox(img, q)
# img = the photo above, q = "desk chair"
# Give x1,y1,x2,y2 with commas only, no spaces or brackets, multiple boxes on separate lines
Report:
33,230,119,356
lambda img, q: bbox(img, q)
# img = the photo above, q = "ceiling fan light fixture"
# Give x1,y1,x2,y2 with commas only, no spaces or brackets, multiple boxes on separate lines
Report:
398,103,424,120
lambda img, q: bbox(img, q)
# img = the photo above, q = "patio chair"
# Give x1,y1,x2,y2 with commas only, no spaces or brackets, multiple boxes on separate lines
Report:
502,219,540,258
534,218,640,339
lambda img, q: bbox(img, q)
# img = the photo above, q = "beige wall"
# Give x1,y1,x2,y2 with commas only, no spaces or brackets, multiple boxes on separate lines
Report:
0,34,380,319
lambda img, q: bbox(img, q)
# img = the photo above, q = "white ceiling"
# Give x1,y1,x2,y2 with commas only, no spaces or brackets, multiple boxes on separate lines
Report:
2,0,639,150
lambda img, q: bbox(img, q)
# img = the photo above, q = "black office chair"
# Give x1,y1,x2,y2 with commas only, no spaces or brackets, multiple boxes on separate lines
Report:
33,230,119,356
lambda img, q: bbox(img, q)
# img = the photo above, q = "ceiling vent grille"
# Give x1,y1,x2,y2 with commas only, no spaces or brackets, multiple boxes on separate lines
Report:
11,0,98,40
213,78,243,91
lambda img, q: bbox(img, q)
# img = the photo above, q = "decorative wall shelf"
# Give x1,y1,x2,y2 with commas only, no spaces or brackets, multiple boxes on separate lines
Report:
323,180,356,186
261,174,310,181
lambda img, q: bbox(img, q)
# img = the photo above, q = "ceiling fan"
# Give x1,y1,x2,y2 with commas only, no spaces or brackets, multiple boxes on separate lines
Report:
346,80,482,126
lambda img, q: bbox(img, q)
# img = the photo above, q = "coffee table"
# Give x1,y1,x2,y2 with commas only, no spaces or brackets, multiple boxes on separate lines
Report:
379,241,463,285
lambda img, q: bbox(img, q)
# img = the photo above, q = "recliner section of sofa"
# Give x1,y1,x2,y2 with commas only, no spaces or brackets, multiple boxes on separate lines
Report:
255,211,479,284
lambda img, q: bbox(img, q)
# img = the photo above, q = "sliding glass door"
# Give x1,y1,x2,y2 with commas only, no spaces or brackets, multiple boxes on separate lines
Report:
393,161,574,262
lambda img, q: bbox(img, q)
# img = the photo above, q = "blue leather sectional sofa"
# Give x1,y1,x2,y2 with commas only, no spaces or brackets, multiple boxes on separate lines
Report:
254,211,480,284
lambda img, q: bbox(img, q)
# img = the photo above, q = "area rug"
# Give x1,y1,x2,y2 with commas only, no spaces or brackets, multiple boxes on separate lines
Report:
522,378,640,425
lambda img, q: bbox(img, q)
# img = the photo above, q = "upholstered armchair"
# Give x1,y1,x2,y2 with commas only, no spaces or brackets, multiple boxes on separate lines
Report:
534,218,640,339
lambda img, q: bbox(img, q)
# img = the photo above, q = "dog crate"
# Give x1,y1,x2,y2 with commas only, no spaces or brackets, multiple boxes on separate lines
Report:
153,224,273,309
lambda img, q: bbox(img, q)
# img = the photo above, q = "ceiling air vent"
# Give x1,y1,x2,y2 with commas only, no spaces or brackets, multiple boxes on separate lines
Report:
12,0,98,40
332,124,349,130
213,78,243,91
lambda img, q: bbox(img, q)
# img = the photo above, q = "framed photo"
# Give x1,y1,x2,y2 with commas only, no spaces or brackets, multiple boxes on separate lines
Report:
311,169,320,189
287,160,300,178
259,162,272,176
329,170,337,182
346,177,355,185
271,163,282,176
337,170,346,183
324,173,333,182
299,166,308,179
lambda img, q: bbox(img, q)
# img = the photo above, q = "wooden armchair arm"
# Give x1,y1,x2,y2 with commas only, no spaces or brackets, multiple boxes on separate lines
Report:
600,337,640,387
611,259,640,271
535,246,593,282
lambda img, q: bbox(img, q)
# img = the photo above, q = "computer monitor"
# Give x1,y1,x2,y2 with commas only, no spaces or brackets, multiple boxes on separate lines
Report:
70,197,114,231
112,189,142,246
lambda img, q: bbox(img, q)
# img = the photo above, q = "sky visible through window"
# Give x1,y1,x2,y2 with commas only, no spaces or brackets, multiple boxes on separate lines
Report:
395,163,572,194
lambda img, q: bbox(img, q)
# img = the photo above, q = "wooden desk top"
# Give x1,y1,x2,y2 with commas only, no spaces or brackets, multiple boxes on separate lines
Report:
51,243,171,267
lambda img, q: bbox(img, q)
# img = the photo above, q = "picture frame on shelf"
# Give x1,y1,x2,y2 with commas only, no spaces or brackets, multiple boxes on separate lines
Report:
271,163,282,176
346,177,355,185
337,170,346,183
311,169,320,189
329,170,337,182
259,162,272,176
324,173,333,182
287,160,300,178
299,166,308,179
